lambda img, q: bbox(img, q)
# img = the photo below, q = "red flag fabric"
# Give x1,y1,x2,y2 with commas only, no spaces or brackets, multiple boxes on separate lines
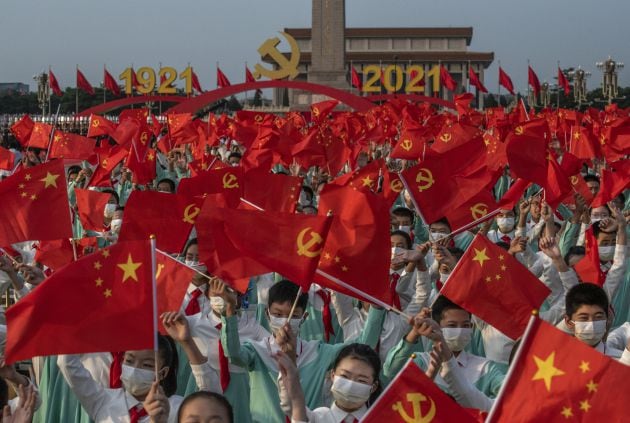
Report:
543,155,572,210
74,188,111,231
49,69,63,96
130,67,140,91
191,68,203,93
111,119,140,146
498,67,515,95
177,167,244,208
591,160,630,207
76,69,95,95
311,100,339,124
497,179,531,210
155,251,196,333
351,66,363,91
104,68,121,96
528,66,541,97
440,65,458,91
558,68,570,96
573,227,606,287
441,234,551,339
27,123,53,150
87,114,118,138
34,238,98,272
245,66,256,83
10,115,34,146
124,147,156,185
505,119,550,187
242,170,303,214
118,191,204,254
196,205,332,291
362,359,476,423
216,67,231,88
88,145,129,187
488,318,630,422
0,160,73,246
569,126,601,159
5,240,154,363
445,189,498,232
0,147,15,171
468,67,488,93
49,131,96,160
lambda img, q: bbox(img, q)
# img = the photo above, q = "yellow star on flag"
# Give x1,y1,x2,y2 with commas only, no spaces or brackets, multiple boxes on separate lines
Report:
40,172,60,188
579,361,590,373
579,400,591,412
93,261,102,270
117,254,142,282
560,407,573,419
362,176,374,188
532,351,565,391
586,379,598,393
472,248,490,267
95,277,103,287
102,249,110,258
103,289,112,298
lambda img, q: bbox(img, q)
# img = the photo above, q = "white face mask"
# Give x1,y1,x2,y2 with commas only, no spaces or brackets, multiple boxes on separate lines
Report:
391,246,404,259
398,225,411,234
572,320,607,346
598,246,615,261
268,314,302,336
429,231,449,242
496,217,515,232
210,296,226,314
110,218,123,233
331,375,372,406
103,203,117,218
441,327,473,352
120,364,154,396
185,260,207,273
438,272,451,282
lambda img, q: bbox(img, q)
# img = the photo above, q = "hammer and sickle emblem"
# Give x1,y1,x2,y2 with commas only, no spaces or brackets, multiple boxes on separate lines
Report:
155,263,165,279
390,179,404,193
92,119,100,128
182,203,201,224
391,392,436,423
296,227,324,258
140,132,149,145
222,173,239,189
313,107,320,117
571,175,579,185
599,134,606,145
253,31,301,80
254,114,264,123
415,168,434,192
439,133,452,143
514,126,524,135
470,203,489,220
400,139,413,151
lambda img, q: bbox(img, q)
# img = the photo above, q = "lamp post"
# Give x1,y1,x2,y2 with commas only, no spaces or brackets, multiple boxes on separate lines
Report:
596,56,624,104
33,72,50,117
568,66,591,107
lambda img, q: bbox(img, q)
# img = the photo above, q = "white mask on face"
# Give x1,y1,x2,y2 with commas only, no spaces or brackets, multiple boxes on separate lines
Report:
430,231,449,242
120,364,154,396
496,217,515,232
598,246,615,261
572,320,607,346
268,314,302,336
185,260,207,273
103,203,117,218
438,272,451,282
331,375,372,405
590,217,602,224
210,296,226,314
391,246,404,259
441,327,473,352
398,225,411,234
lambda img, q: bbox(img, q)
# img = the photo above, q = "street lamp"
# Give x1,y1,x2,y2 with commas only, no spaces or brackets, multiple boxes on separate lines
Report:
596,56,624,104
33,73,50,116
568,66,591,107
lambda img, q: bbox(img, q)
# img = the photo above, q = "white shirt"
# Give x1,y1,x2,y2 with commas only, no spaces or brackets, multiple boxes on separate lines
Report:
180,282,208,315
293,403,367,423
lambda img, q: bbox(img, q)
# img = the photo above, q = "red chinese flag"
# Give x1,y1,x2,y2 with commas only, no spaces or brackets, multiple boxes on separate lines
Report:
88,145,129,187
10,115,34,146
242,170,303,214
0,147,15,171
329,158,383,194
505,119,550,187
483,130,508,172
570,126,601,159
468,66,488,93
528,66,541,97
49,131,96,160
76,68,95,95
34,238,98,272
49,69,63,96
440,65,458,91
498,178,531,210
125,147,156,185
313,185,393,305
111,119,140,146
488,318,630,422
311,100,339,124
573,227,606,287
177,167,244,208
216,67,231,88
363,359,476,423
351,66,362,91
87,114,118,138
245,66,256,83
591,160,630,208
191,68,203,93
543,155,572,210
118,191,205,254
196,205,332,291
75,188,111,231
558,68,570,96
27,123,53,150
5,240,154,363
0,160,73,246
104,68,121,96
498,67,515,95
441,234,551,340
155,251,195,332
382,170,405,207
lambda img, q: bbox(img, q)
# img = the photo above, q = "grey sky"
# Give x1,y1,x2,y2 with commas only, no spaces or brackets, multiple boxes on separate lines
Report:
1,0,629,93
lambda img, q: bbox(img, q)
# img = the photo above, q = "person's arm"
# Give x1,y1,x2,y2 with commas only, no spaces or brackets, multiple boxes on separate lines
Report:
0,257,24,295
440,356,494,411
275,351,309,423
399,243,431,315
355,305,386,349
57,354,109,419
382,337,426,380
602,212,628,300
144,382,170,423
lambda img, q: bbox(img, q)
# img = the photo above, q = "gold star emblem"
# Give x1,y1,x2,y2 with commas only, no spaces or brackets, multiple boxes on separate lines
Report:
498,254,505,261
103,288,112,298
579,361,590,373
561,406,573,419
117,254,142,282
323,252,331,260
93,261,102,270
30,194,37,200
341,265,349,272
485,276,492,282
579,399,591,412
472,248,490,267
18,183,24,189
362,176,374,188
20,192,27,198
40,172,60,188
500,264,507,271
334,256,341,263
24,174,32,181
95,277,104,287
495,274,502,280
532,351,565,391
102,249,110,258
586,379,598,393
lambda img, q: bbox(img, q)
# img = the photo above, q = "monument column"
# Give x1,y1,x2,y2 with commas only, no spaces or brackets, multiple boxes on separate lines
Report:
308,0,348,89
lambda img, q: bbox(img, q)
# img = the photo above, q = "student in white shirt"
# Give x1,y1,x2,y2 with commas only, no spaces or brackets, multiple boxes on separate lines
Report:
176,391,234,423
180,239,210,317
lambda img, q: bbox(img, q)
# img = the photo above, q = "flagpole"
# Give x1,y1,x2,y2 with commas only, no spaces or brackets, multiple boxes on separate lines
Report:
44,104,61,162
486,313,539,423
557,61,561,109
244,62,248,105
497,61,502,108
75,65,79,116
150,235,159,381
48,66,52,117
526,58,531,109
103,65,107,105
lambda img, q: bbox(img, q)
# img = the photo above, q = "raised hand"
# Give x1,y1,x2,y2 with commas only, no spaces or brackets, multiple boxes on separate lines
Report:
143,381,170,423
160,312,191,343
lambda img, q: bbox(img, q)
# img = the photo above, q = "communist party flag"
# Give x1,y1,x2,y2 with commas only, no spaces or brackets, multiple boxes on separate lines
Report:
439,65,457,91
573,227,606,287
445,189,498,232
196,205,332,290
311,100,339,124
177,167,244,208
5,240,154,363
242,170,303,214
88,145,129,187
440,234,550,340
558,67,571,95
468,66,488,93
118,191,205,254
0,160,72,246
329,158,383,194
155,250,196,332
498,67,515,95
74,188,111,231
49,131,96,160
0,147,15,171
104,67,121,96
87,114,118,138
505,119,550,187
488,318,630,422
362,359,476,423
76,68,95,95
216,66,231,88
48,68,63,96
10,115,34,146
528,66,541,97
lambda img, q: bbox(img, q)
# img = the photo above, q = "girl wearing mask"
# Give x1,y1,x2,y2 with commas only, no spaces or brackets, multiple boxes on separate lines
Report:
57,335,182,423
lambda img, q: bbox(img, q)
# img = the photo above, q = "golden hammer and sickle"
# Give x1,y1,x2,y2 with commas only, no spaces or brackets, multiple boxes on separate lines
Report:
222,173,239,189
140,131,149,145
182,203,201,224
92,119,100,128
253,31,301,80
439,133,452,143
390,179,404,193
400,139,413,151
254,114,264,123
470,202,489,220
514,126,524,135
155,263,165,279
571,175,579,185
391,392,437,423
296,227,324,258
415,168,434,192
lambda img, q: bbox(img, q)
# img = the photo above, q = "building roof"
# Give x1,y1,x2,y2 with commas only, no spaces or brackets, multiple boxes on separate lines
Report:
285,27,474,45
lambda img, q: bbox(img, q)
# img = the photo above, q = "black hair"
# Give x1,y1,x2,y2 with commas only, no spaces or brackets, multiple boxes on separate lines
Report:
390,230,412,249
67,165,82,176
157,178,176,193
391,207,415,225
614,192,626,204
0,378,7,409
177,391,234,423
429,217,451,231
565,283,609,318
268,280,308,312
564,246,585,266
301,185,314,199
332,343,382,406
508,339,521,365
184,238,198,254
583,174,600,184
115,206,124,212
431,295,469,322
158,334,178,397
592,220,615,238
228,151,242,160
101,189,120,204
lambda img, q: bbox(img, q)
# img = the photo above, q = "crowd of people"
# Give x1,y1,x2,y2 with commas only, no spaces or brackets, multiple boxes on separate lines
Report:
0,99,628,423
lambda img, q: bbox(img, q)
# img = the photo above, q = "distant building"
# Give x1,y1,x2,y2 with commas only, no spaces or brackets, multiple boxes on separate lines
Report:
0,83,29,95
